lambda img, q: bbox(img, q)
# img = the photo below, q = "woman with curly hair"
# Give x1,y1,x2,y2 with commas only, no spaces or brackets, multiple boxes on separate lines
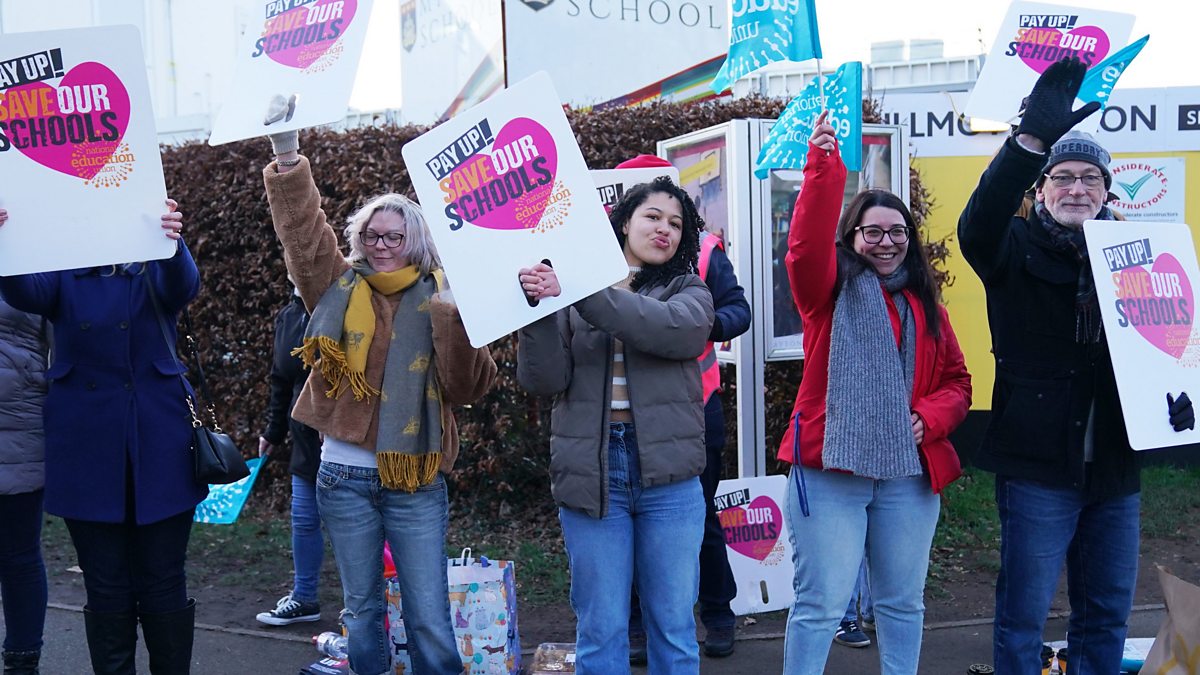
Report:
517,176,715,674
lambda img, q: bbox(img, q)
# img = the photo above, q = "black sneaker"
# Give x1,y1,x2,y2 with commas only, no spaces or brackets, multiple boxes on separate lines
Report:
703,625,736,658
834,620,871,648
629,628,647,665
255,593,321,626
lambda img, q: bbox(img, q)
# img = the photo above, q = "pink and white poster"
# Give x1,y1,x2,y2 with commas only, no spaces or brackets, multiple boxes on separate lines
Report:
401,72,628,348
0,25,172,276
965,1,1135,126
715,475,795,615
209,0,375,145
1085,220,1200,450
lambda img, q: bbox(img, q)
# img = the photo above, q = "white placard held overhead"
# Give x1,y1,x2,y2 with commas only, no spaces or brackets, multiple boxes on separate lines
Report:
0,26,172,276
209,0,375,146
589,166,680,212
1084,220,1200,450
965,1,1135,127
401,72,629,348
715,475,795,615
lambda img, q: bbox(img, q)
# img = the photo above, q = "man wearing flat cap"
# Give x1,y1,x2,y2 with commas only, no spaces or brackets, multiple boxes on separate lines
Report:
957,57,1195,674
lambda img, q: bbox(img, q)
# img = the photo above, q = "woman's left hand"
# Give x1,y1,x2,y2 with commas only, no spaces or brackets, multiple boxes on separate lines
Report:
519,262,561,301
162,198,183,240
911,412,925,446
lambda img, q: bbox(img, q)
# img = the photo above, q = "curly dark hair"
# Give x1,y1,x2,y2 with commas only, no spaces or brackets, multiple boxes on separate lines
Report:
834,189,942,338
607,176,704,291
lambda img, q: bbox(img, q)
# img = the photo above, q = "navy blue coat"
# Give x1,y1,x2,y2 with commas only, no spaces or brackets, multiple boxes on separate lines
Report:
702,245,751,448
0,242,208,524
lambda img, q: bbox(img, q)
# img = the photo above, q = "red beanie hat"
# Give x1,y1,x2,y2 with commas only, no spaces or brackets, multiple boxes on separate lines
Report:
615,154,672,170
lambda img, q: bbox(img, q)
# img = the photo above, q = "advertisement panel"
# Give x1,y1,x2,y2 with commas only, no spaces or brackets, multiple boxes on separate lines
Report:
399,0,503,123
503,0,726,108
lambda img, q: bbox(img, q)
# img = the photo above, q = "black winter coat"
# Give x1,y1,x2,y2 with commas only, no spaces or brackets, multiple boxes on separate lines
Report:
958,136,1140,500
264,294,321,482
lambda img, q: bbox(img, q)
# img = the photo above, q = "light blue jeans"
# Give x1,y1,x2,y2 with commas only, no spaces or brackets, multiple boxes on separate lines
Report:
290,475,324,604
843,556,874,624
558,423,705,675
315,462,460,675
783,466,940,675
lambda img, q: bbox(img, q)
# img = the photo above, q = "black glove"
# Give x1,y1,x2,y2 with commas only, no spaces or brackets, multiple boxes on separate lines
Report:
1016,56,1102,147
1168,392,1195,432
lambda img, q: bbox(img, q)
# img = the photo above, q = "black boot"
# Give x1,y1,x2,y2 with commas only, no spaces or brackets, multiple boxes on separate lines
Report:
2,649,40,675
83,607,138,675
139,599,195,675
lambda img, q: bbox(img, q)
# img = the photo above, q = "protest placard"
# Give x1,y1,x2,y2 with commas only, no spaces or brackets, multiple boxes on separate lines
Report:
401,72,628,348
0,25,171,276
590,166,680,213
209,0,375,146
1084,219,1200,450
714,475,795,615
965,1,1135,126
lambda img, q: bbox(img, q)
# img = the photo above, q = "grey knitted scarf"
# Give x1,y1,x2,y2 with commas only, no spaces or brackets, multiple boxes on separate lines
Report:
822,265,923,479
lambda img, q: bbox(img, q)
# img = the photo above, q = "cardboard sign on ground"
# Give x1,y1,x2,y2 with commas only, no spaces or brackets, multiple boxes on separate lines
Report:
401,72,628,348
964,1,1135,126
209,0,375,146
1084,219,1200,450
715,475,795,615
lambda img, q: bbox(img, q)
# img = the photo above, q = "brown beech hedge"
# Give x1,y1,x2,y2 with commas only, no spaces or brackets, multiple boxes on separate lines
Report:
163,96,946,518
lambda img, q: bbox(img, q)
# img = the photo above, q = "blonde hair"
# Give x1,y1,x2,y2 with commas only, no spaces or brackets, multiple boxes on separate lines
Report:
344,194,441,276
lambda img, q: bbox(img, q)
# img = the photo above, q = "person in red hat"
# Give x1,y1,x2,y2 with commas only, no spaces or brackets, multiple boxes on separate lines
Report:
614,155,751,661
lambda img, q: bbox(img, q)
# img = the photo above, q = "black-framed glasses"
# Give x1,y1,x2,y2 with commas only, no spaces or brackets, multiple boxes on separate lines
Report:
1045,173,1106,190
855,225,911,244
359,231,405,248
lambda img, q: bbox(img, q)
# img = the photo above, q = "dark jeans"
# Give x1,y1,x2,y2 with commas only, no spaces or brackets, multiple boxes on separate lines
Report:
631,436,738,633
0,489,47,651
65,508,194,615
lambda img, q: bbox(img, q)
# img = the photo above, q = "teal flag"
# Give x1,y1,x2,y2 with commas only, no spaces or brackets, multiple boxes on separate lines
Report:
711,0,822,94
194,457,266,525
1078,35,1149,109
755,62,862,179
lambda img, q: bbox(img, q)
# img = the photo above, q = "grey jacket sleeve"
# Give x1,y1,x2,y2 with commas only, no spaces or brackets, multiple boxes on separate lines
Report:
574,274,714,361
516,310,574,396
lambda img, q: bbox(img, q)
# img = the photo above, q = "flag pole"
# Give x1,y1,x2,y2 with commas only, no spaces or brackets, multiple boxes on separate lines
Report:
816,57,825,107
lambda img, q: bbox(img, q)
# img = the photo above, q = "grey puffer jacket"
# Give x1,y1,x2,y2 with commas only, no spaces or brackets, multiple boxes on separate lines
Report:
517,274,714,518
0,297,48,494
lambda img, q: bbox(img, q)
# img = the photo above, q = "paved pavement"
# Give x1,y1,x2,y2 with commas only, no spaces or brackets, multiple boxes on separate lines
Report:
3,601,1165,673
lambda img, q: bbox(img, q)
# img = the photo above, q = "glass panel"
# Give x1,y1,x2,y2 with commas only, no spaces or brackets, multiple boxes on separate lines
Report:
664,133,731,241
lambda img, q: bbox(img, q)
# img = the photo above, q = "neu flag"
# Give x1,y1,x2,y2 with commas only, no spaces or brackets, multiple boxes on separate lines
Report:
194,458,266,525
1077,34,1149,110
711,0,823,94
755,62,863,178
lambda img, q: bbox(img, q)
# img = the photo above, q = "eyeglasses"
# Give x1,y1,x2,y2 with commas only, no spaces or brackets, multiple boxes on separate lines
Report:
855,225,911,244
1045,173,1106,190
359,231,405,248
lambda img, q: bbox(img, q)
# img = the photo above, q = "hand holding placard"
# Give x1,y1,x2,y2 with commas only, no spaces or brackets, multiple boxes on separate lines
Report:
1016,56,1101,148
1168,392,1195,432
519,259,559,306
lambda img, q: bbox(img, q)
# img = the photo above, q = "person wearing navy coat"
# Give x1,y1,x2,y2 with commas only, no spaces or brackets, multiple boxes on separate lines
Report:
0,200,205,675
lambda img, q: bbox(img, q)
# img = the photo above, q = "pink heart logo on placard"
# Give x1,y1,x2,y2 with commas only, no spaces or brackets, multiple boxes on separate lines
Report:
448,117,559,231
720,496,783,561
263,0,357,69
1118,253,1194,359
1017,25,1110,74
4,62,131,180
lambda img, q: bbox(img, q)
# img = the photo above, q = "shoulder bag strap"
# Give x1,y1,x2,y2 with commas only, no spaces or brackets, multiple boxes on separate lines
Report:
145,280,209,428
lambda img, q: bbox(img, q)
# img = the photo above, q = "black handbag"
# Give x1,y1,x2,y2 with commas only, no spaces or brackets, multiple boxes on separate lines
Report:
148,284,250,485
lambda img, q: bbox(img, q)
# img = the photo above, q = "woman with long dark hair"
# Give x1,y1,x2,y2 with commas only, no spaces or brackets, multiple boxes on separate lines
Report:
777,111,971,674
517,176,715,674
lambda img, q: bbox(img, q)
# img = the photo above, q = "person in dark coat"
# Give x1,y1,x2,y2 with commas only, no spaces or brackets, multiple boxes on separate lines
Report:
0,200,206,675
957,57,1195,674
255,288,327,626
0,298,50,675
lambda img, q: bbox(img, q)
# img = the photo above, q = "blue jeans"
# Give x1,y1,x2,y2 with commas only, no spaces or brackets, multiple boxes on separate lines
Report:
290,475,324,604
993,477,1140,675
783,467,939,675
559,423,705,675
843,557,874,624
315,462,459,675
0,489,47,651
